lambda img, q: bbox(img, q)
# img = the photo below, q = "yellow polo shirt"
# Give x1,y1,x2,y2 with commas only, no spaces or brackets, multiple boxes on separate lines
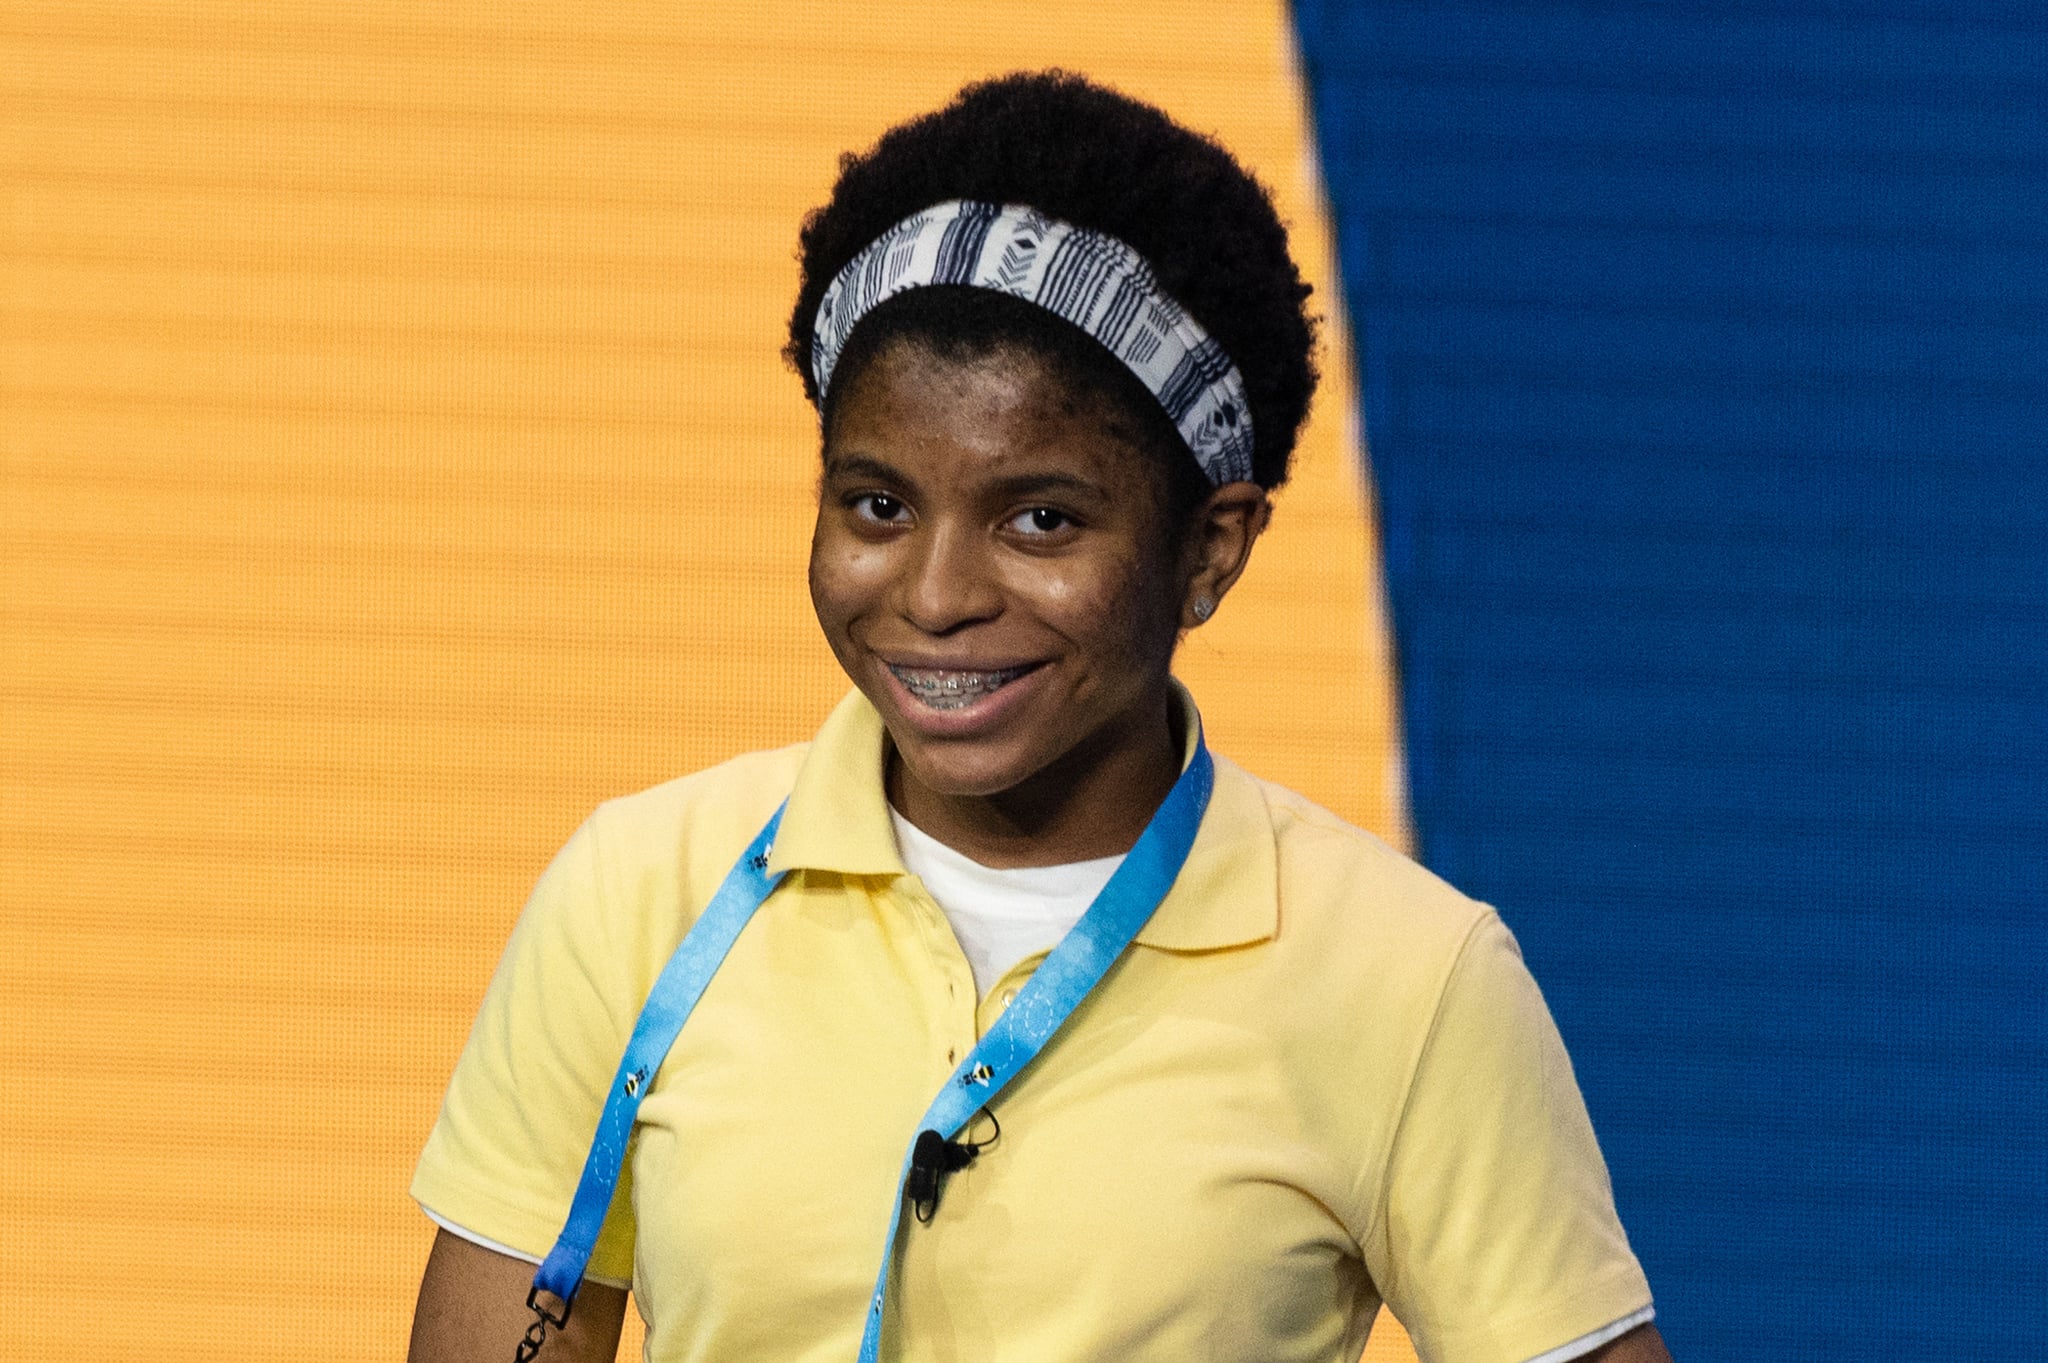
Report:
413,689,1652,1363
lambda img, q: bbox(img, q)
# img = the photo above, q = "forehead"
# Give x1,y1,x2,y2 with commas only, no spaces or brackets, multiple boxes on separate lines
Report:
823,341,1163,493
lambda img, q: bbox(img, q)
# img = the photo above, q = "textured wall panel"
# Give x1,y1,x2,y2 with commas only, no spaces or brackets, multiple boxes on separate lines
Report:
2,2,1410,1358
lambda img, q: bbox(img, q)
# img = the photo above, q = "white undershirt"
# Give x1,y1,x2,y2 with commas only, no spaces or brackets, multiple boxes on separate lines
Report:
888,806,1124,998
1525,1306,1657,1363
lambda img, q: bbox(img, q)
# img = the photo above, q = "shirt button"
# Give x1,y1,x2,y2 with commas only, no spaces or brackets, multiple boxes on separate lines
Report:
1001,988,1018,1006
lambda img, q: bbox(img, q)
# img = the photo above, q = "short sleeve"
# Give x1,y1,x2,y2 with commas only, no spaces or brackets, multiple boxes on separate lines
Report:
411,816,640,1284
1371,912,1653,1363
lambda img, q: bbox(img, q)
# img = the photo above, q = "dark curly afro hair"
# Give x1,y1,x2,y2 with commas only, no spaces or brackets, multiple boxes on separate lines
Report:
785,70,1319,498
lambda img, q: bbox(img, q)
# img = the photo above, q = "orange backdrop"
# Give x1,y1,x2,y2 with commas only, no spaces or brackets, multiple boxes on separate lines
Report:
1,3,1412,1357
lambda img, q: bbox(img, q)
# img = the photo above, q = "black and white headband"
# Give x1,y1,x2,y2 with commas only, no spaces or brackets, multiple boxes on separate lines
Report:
810,200,1256,486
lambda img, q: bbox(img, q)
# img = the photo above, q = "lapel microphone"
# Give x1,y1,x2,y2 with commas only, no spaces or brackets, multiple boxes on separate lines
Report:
905,1108,1001,1223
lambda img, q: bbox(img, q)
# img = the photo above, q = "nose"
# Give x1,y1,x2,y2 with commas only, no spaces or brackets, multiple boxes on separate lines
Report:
899,520,1002,634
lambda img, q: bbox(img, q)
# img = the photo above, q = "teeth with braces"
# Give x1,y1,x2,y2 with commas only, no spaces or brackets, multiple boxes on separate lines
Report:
889,664,1033,710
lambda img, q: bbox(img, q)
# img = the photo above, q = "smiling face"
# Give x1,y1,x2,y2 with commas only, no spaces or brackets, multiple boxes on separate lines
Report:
808,339,1205,862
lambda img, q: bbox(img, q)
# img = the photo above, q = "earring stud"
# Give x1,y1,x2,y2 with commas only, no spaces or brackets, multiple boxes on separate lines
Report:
1191,596,1215,623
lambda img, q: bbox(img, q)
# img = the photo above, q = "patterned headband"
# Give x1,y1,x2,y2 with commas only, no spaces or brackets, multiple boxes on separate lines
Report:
810,200,1256,486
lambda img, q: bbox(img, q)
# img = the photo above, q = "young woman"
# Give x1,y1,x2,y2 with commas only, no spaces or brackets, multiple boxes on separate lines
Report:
407,72,1671,1363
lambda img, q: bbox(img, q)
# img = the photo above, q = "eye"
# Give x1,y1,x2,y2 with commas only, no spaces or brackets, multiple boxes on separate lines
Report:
1006,506,1076,536
851,492,910,524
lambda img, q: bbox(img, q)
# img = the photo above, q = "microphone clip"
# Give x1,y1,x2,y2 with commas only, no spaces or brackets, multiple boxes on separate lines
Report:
904,1109,1000,1223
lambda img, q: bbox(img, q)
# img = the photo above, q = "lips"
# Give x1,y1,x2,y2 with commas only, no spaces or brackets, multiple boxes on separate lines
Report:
886,662,1039,711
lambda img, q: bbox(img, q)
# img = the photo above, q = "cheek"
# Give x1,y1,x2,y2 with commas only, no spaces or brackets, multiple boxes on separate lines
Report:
1026,551,1177,654
808,526,891,628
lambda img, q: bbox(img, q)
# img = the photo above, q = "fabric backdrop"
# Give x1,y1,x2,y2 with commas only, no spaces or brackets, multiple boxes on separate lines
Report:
1294,3,2048,1358
2,3,1411,1358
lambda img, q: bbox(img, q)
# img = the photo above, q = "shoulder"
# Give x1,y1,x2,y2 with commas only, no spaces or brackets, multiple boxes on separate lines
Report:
1211,757,1513,1092
1231,757,1496,961
579,740,812,884
518,740,814,979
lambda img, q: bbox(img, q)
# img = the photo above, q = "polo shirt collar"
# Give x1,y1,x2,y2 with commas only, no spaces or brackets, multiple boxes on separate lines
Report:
766,686,1277,953
766,688,906,878
1142,743,1277,952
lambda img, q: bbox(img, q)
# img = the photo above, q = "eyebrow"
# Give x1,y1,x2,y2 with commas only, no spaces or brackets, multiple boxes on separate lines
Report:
822,454,917,491
984,470,1111,502
821,457,1110,504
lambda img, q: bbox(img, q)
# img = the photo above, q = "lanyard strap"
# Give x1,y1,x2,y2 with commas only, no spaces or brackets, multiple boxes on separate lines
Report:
855,736,1212,1362
528,730,1215,1363
529,804,787,1312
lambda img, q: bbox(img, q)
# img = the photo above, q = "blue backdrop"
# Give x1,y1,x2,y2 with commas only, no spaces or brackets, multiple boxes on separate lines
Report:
1291,4,2048,1359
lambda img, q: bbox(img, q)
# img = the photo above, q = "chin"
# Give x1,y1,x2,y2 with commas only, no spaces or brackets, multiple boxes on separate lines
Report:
887,732,1043,800
901,752,1033,801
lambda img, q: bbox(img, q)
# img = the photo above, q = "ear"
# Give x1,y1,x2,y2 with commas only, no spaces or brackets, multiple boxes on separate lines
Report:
1179,481,1271,629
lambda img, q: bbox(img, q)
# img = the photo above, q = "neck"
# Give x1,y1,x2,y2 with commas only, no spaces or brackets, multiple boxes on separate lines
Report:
886,692,1183,868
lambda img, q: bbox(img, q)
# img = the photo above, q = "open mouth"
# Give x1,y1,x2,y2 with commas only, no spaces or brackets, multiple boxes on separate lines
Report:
886,663,1037,711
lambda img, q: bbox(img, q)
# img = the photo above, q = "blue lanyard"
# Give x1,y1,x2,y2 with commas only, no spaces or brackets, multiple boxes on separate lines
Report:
526,728,1215,1362
527,803,789,1323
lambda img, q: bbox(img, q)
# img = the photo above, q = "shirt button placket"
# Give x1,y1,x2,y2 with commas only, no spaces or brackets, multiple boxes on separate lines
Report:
952,963,977,1065
911,888,977,1073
